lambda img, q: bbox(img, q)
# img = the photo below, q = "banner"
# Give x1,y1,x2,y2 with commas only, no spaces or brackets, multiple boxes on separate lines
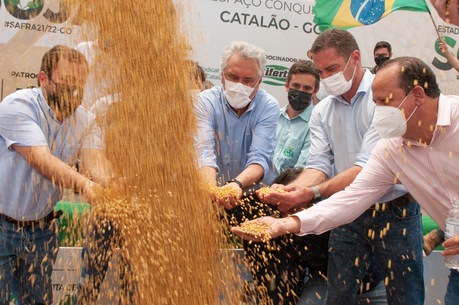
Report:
0,0,81,100
179,0,459,106
1,0,459,106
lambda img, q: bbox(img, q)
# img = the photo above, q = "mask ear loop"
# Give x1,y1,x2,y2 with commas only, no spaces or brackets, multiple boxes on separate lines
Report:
374,91,416,138
403,105,418,124
395,91,418,135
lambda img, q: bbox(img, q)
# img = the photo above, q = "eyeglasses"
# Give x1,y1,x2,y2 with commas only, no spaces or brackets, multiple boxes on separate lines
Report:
223,73,259,88
47,74,84,100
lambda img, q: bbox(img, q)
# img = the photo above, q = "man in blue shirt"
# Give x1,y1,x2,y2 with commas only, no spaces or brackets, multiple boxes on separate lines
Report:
273,59,318,174
194,41,279,302
0,45,112,305
194,40,279,203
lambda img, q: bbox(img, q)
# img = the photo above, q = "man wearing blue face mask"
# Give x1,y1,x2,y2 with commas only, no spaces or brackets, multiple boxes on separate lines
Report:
273,59,319,174
193,41,280,303
245,29,424,305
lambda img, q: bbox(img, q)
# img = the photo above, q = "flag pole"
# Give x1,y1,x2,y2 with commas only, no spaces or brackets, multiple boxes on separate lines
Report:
428,11,443,40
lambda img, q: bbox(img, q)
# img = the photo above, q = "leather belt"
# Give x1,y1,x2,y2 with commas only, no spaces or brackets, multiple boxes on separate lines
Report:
0,210,62,227
369,193,414,210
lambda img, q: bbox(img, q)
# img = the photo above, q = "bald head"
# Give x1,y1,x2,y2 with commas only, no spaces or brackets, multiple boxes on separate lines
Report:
376,57,440,98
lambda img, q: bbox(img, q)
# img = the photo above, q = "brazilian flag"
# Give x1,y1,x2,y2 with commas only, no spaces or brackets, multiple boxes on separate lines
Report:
313,0,430,31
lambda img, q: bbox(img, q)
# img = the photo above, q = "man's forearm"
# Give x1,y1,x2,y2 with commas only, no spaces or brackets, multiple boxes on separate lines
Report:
79,148,113,186
292,168,328,187
14,145,92,191
315,165,361,198
234,163,264,188
198,166,218,186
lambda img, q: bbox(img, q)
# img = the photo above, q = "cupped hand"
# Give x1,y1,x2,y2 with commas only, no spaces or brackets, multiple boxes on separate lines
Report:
256,184,313,214
231,215,301,242
82,181,104,205
211,182,243,210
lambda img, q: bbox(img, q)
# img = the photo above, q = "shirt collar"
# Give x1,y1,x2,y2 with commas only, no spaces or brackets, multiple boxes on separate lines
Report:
436,94,451,127
37,88,54,117
332,69,374,105
280,103,313,121
401,94,449,147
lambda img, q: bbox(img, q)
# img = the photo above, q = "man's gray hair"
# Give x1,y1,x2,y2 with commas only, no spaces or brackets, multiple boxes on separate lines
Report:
220,41,266,78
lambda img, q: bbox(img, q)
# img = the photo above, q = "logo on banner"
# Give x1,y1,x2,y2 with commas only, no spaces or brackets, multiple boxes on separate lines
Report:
3,0,70,23
4,0,44,20
263,65,288,86
433,35,459,77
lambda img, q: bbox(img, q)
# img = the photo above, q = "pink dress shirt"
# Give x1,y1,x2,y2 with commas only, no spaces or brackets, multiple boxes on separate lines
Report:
296,94,459,235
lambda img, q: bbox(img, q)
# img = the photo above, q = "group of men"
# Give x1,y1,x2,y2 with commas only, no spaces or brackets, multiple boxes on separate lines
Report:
229,17,459,305
195,29,426,305
1,2,459,304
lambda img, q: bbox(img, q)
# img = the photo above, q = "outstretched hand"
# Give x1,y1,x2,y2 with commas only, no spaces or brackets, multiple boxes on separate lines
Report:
256,184,314,214
82,181,104,205
210,182,243,210
231,215,301,242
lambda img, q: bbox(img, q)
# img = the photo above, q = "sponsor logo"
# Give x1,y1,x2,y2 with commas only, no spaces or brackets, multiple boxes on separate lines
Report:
263,65,288,86
2,0,69,23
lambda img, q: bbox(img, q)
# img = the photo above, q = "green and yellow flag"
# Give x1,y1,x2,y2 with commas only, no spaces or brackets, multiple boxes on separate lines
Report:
313,0,430,31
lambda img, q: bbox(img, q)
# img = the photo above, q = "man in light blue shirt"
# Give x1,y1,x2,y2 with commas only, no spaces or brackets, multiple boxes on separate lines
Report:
273,59,319,174
0,45,112,305
194,41,279,303
194,41,279,199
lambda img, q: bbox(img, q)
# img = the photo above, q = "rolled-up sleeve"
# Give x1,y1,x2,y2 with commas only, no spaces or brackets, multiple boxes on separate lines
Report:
354,124,380,168
0,97,47,149
306,107,334,177
246,99,279,176
193,92,218,171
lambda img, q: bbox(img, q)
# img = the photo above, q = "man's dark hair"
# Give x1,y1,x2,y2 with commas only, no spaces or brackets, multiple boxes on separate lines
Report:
310,28,359,60
373,41,392,55
272,167,304,185
381,57,441,98
38,45,88,86
286,60,320,89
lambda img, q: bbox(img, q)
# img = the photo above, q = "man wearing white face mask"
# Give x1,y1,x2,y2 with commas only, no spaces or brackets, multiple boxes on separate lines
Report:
232,56,459,305
193,41,279,302
242,29,424,305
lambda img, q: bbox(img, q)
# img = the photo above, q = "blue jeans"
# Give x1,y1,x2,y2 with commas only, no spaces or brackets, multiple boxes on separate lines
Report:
299,275,387,305
0,216,59,305
445,269,459,305
76,216,135,305
325,201,424,305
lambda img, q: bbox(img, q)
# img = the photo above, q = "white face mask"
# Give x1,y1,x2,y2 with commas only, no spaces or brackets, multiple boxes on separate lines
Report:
320,55,356,96
315,81,330,101
372,91,418,138
223,79,256,109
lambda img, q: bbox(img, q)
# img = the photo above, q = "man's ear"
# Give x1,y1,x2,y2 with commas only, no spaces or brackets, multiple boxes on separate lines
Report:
38,71,48,87
412,85,426,106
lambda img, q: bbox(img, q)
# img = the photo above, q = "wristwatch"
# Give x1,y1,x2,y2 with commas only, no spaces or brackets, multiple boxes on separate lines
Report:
311,186,322,201
227,178,243,189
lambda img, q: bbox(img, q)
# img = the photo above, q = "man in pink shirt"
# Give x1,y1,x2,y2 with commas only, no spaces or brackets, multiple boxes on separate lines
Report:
232,56,459,304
